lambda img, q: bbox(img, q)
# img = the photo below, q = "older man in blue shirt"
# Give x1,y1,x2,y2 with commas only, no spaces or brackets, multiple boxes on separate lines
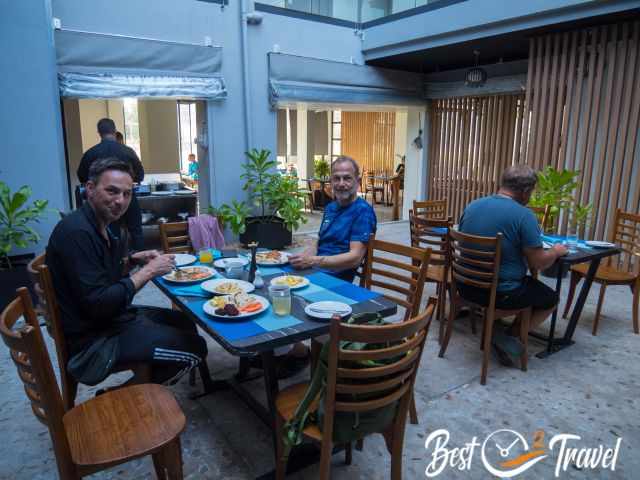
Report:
290,156,376,282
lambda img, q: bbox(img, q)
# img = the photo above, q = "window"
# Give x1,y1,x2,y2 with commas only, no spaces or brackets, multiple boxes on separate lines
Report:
122,98,141,159
331,110,341,159
177,101,198,174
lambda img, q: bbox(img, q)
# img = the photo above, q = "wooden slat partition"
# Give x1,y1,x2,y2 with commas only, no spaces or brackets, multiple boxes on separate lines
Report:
429,94,525,222
520,20,640,238
342,112,396,176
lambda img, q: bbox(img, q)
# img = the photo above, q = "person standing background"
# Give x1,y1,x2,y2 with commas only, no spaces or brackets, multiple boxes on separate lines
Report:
78,118,145,251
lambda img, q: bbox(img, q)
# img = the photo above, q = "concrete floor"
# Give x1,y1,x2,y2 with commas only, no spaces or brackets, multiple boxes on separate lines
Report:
1,221,638,479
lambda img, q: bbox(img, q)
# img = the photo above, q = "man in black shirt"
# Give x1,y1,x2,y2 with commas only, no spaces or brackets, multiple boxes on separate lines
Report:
78,118,145,251
48,157,207,385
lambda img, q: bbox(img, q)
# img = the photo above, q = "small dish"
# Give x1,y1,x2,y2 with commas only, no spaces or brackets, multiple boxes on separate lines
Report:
270,275,310,290
304,301,352,321
585,240,615,249
174,253,197,267
214,257,249,268
201,279,255,295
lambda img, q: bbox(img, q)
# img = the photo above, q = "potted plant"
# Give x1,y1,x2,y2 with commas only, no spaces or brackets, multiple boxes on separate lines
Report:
313,157,330,180
217,149,306,249
0,182,48,309
528,166,579,232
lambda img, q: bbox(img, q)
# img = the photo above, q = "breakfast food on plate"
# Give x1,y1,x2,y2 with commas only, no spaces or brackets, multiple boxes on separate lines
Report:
273,275,305,287
168,266,211,281
215,281,243,295
256,250,285,264
209,292,263,316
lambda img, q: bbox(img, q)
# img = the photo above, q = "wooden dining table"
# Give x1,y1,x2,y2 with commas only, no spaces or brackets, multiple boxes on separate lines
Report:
152,251,397,477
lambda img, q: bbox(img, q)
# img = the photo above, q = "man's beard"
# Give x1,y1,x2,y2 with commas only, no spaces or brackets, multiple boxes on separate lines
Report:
334,188,356,204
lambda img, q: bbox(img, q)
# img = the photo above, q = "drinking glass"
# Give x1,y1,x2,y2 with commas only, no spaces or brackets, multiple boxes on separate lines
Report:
565,231,579,252
199,249,213,264
269,284,291,316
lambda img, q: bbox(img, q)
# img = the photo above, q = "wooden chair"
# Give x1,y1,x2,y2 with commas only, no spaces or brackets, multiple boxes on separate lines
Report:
27,253,47,318
36,263,151,411
364,172,385,205
529,205,551,232
413,199,447,220
409,212,452,343
438,230,531,385
299,180,314,212
0,288,186,480
159,221,192,254
562,208,640,335
275,301,435,480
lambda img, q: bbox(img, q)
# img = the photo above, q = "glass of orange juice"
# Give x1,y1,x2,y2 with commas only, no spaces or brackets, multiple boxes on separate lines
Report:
199,249,213,264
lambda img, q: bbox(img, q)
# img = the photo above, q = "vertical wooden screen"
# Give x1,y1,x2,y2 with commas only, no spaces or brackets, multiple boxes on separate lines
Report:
429,94,525,222
342,112,396,175
520,21,640,237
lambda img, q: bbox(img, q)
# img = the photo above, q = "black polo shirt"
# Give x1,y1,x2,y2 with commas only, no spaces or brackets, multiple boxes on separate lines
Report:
77,139,144,183
46,203,136,353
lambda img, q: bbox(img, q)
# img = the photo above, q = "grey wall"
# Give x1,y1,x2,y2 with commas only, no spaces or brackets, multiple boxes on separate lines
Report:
0,0,68,256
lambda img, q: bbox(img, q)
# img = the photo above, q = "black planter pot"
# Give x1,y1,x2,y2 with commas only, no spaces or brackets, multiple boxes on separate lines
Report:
239,216,292,250
0,253,36,311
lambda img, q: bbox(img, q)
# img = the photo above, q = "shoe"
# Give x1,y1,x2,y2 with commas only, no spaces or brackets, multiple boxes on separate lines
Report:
491,342,515,367
492,328,524,357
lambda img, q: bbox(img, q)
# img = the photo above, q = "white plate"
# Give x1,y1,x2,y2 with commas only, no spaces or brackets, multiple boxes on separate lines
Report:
151,191,173,196
304,301,352,321
200,278,255,295
214,257,249,268
174,189,195,195
270,275,310,290
256,251,290,266
203,294,269,319
585,240,615,248
162,266,216,283
174,253,196,267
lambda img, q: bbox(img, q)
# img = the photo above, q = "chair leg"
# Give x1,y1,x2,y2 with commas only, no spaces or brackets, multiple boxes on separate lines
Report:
438,302,457,358
481,313,495,385
152,437,184,480
563,270,581,319
632,283,639,334
436,282,446,345
592,283,608,336
355,439,364,451
275,415,288,480
409,393,419,425
344,442,352,465
319,437,333,480
519,310,530,372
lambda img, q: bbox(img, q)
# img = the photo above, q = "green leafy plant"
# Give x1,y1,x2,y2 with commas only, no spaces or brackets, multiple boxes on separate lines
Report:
314,158,330,180
0,182,48,269
215,149,307,235
529,167,580,231
570,203,593,235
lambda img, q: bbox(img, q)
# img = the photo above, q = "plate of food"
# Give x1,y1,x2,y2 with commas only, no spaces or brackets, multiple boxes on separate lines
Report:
585,240,615,249
200,279,255,295
203,293,269,319
162,266,216,283
174,253,197,267
270,275,309,290
304,301,352,321
256,250,290,266
213,257,249,268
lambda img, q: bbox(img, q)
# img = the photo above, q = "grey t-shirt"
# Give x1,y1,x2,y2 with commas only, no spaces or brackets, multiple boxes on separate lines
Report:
459,195,542,291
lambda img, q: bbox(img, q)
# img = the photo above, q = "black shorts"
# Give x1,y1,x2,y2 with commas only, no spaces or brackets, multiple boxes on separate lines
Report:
458,276,558,310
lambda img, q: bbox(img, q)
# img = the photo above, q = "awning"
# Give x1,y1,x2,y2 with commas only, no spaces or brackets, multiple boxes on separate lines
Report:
55,30,227,99
269,53,426,108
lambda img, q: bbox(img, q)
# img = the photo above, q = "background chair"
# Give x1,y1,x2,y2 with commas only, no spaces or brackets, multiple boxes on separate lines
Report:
412,199,447,220
364,172,385,205
528,205,551,232
409,212,452,343
26,253,47,319
438,230,531,385
562,208,640,335
275,303,435,480
159,221,192,254
0,288,186,480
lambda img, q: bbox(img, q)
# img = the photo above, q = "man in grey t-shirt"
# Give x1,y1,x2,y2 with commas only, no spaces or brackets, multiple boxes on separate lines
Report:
459,165,568,363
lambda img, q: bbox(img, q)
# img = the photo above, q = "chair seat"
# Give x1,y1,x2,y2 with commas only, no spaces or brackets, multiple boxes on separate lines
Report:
63,384,185,466
570,262,637,284
275,382,323,442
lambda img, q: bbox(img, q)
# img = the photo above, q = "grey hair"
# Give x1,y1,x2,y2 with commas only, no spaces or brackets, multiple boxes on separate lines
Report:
500,164,537,193
88,157,133,183
331,155,361,178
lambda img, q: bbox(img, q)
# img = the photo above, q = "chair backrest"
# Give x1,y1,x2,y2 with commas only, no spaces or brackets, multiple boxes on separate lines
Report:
37,263,76,411
27,253,47,315
528,205,551,232
413,199,447,220
0,288,74,477
609,208,640,273
159,221,192,254
409,212,451,269
362,235,432,321
321,300,435,442
449,229,502,311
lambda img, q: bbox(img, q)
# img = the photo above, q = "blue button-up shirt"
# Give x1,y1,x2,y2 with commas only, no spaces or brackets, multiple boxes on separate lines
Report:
317,197,377,280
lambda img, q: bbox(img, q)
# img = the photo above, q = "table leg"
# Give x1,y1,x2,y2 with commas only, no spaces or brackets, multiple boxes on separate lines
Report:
564,258,602,341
